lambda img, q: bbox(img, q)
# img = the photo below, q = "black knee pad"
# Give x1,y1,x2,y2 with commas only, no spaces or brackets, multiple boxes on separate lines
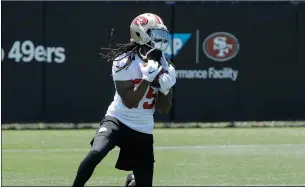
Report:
86,135,114,165
91,135,114,153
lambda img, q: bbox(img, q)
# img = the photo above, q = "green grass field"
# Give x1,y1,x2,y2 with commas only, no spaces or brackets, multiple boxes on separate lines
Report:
2,128,305,186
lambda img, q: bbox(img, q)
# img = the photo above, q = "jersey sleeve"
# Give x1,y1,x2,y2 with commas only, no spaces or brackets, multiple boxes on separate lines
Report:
112,55,134,81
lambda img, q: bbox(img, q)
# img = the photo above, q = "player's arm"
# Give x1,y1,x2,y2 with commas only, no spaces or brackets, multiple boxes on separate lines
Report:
113,59,162,109
115,80,150,109
155,88,173,115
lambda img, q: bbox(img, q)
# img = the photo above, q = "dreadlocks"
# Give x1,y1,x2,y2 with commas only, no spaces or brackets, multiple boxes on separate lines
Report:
99,28,140,73
100,41,140,73
99,29,175,73
100,42,138,63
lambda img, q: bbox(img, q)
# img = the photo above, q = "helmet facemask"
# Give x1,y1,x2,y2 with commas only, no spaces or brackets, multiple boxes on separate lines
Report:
147,28,169,51
139,28,169,60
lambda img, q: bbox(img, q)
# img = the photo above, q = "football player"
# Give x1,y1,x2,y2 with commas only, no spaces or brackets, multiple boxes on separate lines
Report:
72,13,176,187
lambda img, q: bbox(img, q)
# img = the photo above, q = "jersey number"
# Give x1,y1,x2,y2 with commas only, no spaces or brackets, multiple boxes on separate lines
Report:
132,79,156,109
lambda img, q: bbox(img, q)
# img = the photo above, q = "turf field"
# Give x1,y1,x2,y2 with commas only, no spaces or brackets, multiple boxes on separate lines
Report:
2,128,305,186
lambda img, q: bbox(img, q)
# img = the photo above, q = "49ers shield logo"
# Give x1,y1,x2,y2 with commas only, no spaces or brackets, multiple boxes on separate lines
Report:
133,16,148,26
203,32,240,62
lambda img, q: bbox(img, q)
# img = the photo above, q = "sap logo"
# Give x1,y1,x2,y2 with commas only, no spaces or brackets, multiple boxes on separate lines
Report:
164,33,191,60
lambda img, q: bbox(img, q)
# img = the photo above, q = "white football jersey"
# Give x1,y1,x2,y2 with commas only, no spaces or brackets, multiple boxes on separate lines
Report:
105,53,160,134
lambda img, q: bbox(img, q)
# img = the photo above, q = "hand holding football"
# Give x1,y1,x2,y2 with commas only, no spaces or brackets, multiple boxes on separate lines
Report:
151,68,168,88
142,61,168,88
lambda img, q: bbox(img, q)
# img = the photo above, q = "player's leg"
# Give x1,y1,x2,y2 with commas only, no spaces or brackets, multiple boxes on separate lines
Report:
118,126,155,187
124,160,154,187
72,116,120,187
132,163,154,187
132,131,155,187
72,135,113,186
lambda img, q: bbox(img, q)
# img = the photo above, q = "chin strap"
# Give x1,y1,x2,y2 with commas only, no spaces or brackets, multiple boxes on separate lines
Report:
138,46,156,60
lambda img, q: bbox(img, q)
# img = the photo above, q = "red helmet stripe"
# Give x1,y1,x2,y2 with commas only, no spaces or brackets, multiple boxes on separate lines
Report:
154,15,162,24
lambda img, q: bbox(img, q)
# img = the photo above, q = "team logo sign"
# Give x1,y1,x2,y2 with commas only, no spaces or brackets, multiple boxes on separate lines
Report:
133,16,148,26
203,32,240,62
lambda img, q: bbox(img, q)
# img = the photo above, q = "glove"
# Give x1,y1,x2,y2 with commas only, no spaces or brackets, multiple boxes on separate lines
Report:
168,65,176,86
139,60,162,82
160,54,176,86
158,73,174,95
160,55,169,71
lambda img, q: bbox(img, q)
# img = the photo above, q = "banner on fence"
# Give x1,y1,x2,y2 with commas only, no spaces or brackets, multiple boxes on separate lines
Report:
2,2,305,123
